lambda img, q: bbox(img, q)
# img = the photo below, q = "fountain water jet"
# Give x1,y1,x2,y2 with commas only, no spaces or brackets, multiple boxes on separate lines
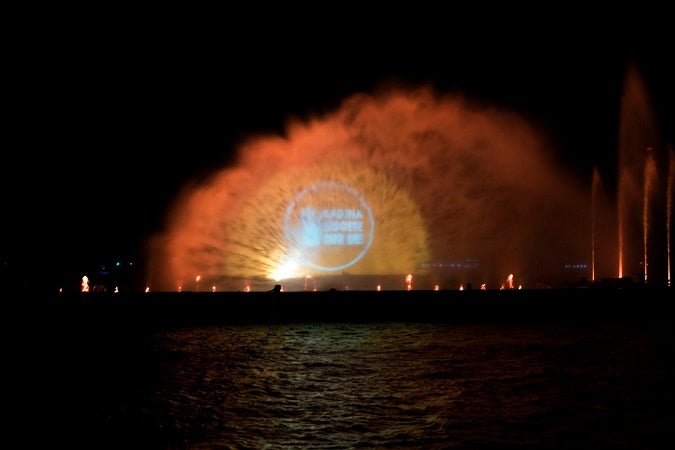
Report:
616,63,670,285
590,165,618,283
146,87,593,292
643,151,657,282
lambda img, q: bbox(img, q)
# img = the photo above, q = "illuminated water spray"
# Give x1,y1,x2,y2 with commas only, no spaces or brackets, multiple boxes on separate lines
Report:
617,64,660,282
643,149,657,282
147,87,590,291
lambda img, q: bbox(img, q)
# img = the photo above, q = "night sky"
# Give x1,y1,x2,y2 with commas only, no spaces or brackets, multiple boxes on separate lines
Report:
3,8,673,291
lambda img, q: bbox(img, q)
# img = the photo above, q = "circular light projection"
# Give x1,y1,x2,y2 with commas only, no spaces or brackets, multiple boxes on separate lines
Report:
284,181,375,271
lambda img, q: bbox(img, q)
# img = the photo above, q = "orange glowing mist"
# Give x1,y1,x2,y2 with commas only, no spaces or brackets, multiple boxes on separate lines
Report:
146,86,589,291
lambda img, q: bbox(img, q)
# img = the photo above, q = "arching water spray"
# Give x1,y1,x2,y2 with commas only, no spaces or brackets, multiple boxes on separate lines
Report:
147,87,589,291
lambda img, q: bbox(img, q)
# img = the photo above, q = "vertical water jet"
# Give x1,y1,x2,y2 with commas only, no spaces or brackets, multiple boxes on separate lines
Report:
591,167,600,282
617,63,660,282
643,149,657,282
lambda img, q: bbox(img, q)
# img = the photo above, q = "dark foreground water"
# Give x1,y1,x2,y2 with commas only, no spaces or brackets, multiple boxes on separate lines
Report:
6,291,675,449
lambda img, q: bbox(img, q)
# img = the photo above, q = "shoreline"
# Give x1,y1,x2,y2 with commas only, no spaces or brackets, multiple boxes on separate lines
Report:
10,286,673,326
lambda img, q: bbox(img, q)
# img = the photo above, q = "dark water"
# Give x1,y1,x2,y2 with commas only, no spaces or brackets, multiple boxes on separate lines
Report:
7,295,675,449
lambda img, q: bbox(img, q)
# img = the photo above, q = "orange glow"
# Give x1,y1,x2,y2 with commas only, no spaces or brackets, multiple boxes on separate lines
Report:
147,86,591,291
304,274,315,291
406,273,413,290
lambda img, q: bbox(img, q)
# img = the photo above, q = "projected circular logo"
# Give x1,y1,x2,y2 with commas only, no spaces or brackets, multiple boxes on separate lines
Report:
284,181,375,271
